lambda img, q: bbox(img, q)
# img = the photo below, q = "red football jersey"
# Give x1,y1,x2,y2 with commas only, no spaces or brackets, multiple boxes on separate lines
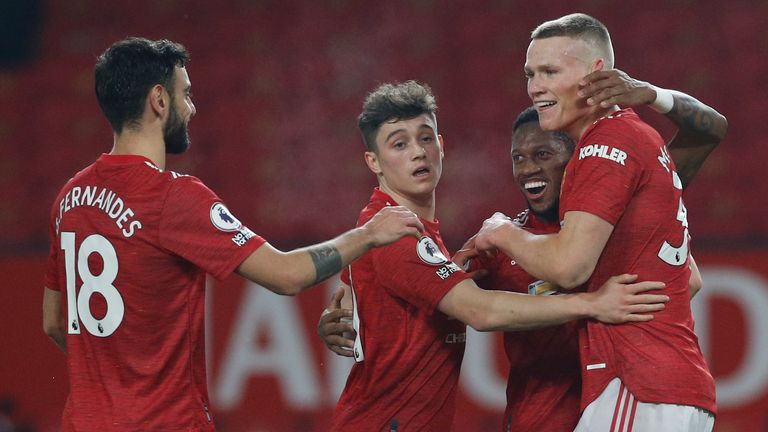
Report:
331,188,470,432
474,209,580,432
559,109,716,413
45,154,265,431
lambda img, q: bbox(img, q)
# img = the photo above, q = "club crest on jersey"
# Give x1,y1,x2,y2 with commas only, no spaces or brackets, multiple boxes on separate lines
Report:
416,236,448,265
210,203,242,232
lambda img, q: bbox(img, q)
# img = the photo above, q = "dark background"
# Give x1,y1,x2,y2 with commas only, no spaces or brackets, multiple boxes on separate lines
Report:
1,0,765,256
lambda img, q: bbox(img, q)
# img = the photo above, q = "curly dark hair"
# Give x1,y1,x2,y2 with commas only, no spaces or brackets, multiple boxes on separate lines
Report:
358,80,437,152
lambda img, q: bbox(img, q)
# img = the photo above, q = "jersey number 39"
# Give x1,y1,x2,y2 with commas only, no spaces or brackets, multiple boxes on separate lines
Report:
657,146,690,266
61,232,125,337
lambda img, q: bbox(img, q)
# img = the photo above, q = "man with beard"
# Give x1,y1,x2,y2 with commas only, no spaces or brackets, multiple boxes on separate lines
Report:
41,37,426,432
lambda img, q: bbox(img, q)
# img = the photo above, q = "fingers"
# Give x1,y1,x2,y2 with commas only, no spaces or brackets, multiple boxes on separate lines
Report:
578,70,619,95
407,215,425,234
490,212,511,221
329,286,345,309
627,281,667,294
621,314,655,323
324,335,356,357
466,268,489,281
452,247,480,266
608,273,638,284
320,308,352,325
393,206,424,238
459,234,477,251
367,206,425,244
627,302,666,313
579,69,615,87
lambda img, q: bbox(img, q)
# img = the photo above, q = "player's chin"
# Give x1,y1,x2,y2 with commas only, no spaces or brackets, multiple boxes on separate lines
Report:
530,200,557,218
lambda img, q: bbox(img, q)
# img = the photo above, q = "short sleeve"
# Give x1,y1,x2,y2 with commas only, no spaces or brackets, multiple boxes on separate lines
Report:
373,236,470,313
158,177,266,280
561,126,642,225
467,252,500,291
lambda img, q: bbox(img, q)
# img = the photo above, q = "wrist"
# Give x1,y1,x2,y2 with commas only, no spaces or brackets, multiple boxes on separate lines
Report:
572,292,596,320
356,226,376,249
650,86,674,114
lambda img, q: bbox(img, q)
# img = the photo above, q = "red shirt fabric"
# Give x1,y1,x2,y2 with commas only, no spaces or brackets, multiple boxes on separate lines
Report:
474,209,580,432
559,109,716,414
331,188,470,432
45,154,265,431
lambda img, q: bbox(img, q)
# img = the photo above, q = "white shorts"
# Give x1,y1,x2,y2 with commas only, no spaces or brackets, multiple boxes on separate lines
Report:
574,378,714,432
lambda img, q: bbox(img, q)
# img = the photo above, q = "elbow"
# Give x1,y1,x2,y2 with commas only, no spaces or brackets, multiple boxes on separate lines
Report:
465,313,497,332
715,114,728,142
270,276,306,296
551,261,593,290
689,273,703,299
43,320,62,340
273,267,322,296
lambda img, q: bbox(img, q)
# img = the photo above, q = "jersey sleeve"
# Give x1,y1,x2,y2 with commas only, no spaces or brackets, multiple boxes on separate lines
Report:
467,252,500,291
372,236,470,313
158,177,266,280
561,123,643,225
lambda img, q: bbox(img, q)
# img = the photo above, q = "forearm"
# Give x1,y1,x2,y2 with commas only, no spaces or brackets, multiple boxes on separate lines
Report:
473,290,590,331
295,227,372,285
239,227,373,296
663,90,727,144
658,89,727,188
48,329,67,353
43,287,67,353
439,280,591,331
490,226,592,289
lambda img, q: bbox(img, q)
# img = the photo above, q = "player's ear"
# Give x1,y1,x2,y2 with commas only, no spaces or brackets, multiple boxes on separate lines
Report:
438,134,445,159
364,151,382,175
148,84,168,117
590,58,606,73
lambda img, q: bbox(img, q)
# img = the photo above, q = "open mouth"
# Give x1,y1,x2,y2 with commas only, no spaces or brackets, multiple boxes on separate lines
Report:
413,167,431,177
535,101,557,110
524,180,547,198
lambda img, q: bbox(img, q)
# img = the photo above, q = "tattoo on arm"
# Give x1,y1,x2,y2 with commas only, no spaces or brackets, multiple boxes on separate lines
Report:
309,244,342,284
668,94,723,142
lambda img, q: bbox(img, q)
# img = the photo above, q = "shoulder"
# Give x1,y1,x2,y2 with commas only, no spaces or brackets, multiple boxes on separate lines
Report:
162,169,214,196
584,109,662,149
357,197,388,226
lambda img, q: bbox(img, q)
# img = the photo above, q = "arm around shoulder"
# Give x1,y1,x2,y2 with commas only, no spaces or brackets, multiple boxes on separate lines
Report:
236,206,424,296
436,279,590,331
437,274,669,331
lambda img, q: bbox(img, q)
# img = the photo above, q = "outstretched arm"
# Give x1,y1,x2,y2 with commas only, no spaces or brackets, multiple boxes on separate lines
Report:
437,274,668,332
579,69,727,188
237,206,423,295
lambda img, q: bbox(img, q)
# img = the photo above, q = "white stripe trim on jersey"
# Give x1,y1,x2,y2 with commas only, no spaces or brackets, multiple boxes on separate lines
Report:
348,265,365,363
586,362,607,370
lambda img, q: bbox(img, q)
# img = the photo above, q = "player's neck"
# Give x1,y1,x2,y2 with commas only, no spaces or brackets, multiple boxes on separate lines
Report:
570,105,620,141
110,129,167,170
379,185,436,222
